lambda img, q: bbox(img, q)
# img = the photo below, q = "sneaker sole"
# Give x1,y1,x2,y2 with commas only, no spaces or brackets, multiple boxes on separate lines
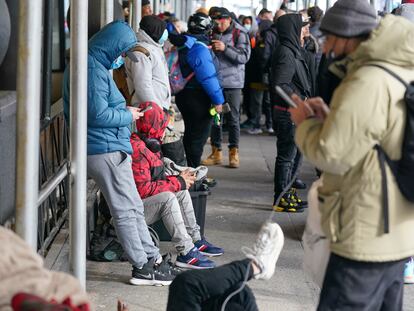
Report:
273,206,304,213
199,251,223,257
129,278,172,286
175,261,215,270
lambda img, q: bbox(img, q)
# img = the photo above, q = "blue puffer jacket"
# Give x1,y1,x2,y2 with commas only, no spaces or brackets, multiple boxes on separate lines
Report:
63,20,137,155
179,35,224,106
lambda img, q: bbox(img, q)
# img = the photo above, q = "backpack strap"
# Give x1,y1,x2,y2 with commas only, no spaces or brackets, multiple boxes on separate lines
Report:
367,64,408,234
132,45,150,57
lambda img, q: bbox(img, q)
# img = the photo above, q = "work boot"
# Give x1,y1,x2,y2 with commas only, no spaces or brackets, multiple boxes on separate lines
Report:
201,146,222,166
229,147,239,168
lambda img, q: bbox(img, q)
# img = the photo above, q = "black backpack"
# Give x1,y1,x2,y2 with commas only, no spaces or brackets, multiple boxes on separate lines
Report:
369,64,414,233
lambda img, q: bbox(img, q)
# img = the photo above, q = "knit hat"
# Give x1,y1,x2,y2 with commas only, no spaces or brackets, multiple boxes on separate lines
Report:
142,0,150,6
320,0,378,38
139,15,166,42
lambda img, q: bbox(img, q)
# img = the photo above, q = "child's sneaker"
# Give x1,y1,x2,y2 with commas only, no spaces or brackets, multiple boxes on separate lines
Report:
242,222,284,280
130,258,175,286
288,188,308,208
404,257,414,284
194,238,224,257
176,247,216,270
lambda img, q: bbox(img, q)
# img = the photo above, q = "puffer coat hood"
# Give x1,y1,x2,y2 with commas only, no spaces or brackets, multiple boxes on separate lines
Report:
88,20,137,69
349,14,414,72
136,101,169,141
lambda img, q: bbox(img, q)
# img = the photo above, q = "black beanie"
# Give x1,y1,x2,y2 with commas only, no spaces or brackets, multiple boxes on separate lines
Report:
140,15,166,42
142,0,150,6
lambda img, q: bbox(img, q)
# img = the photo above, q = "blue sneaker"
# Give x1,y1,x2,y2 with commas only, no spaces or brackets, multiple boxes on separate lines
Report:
176,247,216,270
194,238,224,257
404,257,414,284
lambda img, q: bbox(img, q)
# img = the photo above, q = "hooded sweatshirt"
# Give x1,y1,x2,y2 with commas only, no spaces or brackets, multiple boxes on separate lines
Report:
131,102,186,198
296,15,414,261
270,14,313,106
63,21,137,155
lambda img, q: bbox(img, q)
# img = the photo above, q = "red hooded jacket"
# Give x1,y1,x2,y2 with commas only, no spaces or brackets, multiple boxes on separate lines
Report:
131,102,186,199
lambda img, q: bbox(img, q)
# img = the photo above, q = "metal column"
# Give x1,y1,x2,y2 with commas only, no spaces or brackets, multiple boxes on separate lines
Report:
69,0,88,288
15,0,43,249
154,0,159,15
101,0,114,28
133,0,142,31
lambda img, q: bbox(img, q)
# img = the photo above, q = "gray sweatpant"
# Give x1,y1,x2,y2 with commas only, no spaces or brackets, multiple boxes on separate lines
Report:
143,190,201,255
87,151,160,268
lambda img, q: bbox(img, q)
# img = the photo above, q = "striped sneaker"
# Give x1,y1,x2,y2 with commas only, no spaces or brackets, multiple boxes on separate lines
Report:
175,247,215,270
194,238,224,257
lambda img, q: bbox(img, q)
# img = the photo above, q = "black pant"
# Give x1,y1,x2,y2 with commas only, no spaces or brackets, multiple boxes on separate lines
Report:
318,253,406,311
273,110,302,196
167,259,258,311
176,88,213,168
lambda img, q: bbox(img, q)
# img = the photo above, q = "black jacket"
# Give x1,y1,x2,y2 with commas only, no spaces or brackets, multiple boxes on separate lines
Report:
270,14,315,107
260,23,279,74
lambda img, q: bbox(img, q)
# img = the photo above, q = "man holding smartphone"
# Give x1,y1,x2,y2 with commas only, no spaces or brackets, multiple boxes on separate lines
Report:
202,7,251,169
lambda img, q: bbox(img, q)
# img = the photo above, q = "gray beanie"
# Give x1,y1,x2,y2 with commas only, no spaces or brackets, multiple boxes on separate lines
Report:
320,0,378,37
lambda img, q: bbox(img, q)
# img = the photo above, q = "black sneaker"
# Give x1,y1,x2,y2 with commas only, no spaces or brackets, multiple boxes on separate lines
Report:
130,258,175,286
156,253,183,276
273,193,304,213
289,188,308,208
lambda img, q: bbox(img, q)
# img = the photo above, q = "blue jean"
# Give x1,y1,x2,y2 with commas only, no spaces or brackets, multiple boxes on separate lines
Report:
87,151,160,268
211,89,242,149
273,110,302,197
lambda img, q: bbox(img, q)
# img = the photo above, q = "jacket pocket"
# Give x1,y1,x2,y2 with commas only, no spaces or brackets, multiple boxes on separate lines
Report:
319,191,342,243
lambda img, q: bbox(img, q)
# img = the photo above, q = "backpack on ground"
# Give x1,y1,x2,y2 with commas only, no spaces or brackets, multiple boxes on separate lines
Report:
166,47,195,95
113,46,150,105
369,64,414,233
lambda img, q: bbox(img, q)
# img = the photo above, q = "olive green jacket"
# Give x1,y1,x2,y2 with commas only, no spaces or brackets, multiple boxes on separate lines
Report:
296,15,414,262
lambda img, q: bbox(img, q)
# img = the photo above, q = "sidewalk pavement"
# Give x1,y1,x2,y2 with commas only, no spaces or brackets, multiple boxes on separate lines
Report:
46,130,414,310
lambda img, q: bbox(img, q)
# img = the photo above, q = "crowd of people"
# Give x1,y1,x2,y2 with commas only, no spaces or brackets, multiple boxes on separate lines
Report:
2,0,414,310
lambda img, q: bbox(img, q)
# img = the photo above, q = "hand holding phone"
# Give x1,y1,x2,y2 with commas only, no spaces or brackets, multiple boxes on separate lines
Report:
140,104,153,114
275,86,298,108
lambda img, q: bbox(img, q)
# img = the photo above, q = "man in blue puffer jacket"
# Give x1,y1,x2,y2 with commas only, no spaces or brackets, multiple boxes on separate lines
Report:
63,21,175,286
169,13,225,168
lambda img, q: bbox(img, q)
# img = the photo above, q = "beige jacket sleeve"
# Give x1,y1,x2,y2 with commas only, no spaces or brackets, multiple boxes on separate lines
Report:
295,68,389,175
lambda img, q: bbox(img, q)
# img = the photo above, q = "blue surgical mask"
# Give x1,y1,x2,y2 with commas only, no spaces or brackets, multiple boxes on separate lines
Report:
158,29,169,46
244,24,252,31
110,55,124,70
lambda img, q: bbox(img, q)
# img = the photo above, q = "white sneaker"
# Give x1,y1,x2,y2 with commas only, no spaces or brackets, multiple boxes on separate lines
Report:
242,222,284,280
266,127,274,134
247,128,263,135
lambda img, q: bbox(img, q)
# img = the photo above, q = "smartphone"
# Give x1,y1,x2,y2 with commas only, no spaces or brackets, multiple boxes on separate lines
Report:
140,104,153,113
275,86,298,109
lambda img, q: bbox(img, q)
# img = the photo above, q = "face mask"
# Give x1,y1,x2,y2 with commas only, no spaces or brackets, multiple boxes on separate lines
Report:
244,24,252,31
110,55,124,70
158,29,169,46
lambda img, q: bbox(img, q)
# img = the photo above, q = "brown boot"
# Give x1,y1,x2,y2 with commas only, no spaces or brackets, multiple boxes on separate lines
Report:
229,147,239,168
201,146,223,166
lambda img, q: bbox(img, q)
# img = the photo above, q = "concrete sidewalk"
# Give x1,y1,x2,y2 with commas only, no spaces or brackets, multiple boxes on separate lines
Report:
46,131,414,310
84,132,320,310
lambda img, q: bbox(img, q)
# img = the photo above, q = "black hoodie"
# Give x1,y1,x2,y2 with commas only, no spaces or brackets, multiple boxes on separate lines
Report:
270,14,314,107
